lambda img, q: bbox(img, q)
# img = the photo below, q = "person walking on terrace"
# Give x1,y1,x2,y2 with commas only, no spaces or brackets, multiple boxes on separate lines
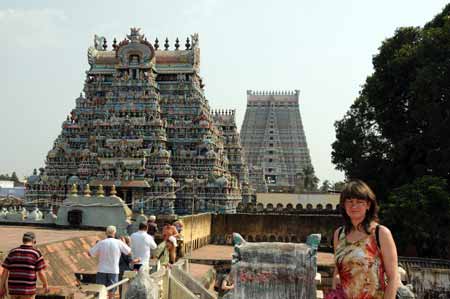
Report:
330,180,399,299
89,226,131,299
130,222,157,271
146,215,158,237
173,220,185,258
0,232,49,299
154,223,179,267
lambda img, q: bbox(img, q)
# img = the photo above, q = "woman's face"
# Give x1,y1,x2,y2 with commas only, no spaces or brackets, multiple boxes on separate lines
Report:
344,198,370,221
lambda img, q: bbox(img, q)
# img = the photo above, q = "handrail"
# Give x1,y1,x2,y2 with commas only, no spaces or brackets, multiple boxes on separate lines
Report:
83,259,196,299
105,278,129,291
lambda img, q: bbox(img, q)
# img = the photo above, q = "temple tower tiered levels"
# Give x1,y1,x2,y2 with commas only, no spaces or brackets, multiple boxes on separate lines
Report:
25,28,245,215
212,109,254,203
240,90,313,192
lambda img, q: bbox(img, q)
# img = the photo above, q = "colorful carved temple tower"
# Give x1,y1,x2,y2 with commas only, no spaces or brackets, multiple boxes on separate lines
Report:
26,28,245,214
212,109,254,203
240,90,313,192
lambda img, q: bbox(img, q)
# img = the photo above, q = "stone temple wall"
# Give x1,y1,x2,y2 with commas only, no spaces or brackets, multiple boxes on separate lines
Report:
210,214,341,247
237,202,340,215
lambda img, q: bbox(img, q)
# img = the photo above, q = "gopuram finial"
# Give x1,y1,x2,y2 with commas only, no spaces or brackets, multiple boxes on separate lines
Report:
127,27,143,41
70,184,78,196
110,185,117,196
112,38,117,50
185,37,191,50
97,184,105,197
102,38,107,50
154,38,159,50
175,38,180,50
93,34,106,51
190,33,199,48
164,38,169,50
84,184,91,197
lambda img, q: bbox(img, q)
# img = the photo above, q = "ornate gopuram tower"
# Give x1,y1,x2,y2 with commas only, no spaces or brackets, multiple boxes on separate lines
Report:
212,110,255,203
25,28,243,215
240,90,313,193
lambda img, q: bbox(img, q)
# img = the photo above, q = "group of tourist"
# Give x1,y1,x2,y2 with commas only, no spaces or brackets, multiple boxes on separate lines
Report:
0,216,184,299
89,217,184,298
0,179,403,299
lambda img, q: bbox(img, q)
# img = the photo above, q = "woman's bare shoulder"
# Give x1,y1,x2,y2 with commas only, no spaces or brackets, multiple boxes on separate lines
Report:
377,224,393,237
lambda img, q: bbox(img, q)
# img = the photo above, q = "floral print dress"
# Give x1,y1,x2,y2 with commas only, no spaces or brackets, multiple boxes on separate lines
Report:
335,227,386,299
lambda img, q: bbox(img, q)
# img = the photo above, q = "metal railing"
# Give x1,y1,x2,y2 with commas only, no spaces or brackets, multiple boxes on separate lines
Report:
79,258,212,299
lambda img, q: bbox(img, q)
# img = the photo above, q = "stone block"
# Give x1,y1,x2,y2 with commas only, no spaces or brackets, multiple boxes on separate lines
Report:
230,233,318,299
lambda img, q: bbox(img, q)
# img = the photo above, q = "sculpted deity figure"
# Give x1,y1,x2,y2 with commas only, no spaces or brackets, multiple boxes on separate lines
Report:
116,166,122,179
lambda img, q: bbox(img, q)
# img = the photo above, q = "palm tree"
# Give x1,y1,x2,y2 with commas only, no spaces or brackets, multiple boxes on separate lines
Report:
302,166,319,191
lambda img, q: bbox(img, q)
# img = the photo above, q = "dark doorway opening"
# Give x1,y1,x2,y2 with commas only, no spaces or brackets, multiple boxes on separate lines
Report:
68,210,82,227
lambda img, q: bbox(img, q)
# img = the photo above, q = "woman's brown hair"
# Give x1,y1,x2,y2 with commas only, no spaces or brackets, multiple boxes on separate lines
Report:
340,179,379,235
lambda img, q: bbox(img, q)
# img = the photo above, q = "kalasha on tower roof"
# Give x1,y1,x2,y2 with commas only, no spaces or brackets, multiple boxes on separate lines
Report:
26,28,251,215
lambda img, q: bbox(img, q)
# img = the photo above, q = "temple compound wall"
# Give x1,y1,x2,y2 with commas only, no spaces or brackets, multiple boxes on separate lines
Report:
399,257,450,298
210,213,341,247
255,192,340,211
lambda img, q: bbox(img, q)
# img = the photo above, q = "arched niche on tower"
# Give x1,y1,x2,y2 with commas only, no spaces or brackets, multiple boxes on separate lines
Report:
116,39,155,68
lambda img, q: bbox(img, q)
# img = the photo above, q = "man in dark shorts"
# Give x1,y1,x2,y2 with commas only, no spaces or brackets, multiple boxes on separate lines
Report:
0,232,49,299
89,226,131,299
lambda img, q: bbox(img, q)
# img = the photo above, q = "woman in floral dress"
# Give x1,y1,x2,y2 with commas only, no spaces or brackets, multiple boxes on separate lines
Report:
331,180,399,299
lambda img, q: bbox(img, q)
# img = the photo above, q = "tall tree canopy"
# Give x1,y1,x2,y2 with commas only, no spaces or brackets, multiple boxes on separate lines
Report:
383,176,450,258
332,5,450,200
332,5,450,258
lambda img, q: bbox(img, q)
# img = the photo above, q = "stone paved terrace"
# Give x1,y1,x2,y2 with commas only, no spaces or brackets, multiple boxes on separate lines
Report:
0,225,101,252
0,227,335,297
0,225,103,289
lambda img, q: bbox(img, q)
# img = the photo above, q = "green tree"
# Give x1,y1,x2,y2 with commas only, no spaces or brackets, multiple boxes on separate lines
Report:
382,176,450,258
332,5,450,200
333,181,346,192
0,174,10,180
320,180,332,192
10,172,19,183
302,166,319,191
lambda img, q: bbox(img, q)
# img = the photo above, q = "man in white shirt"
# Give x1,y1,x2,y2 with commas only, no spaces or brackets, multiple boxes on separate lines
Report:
130,222,157,271
89,225,131,299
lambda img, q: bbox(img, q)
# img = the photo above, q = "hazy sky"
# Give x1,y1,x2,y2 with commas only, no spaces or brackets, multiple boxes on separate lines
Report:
0,0,448,183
